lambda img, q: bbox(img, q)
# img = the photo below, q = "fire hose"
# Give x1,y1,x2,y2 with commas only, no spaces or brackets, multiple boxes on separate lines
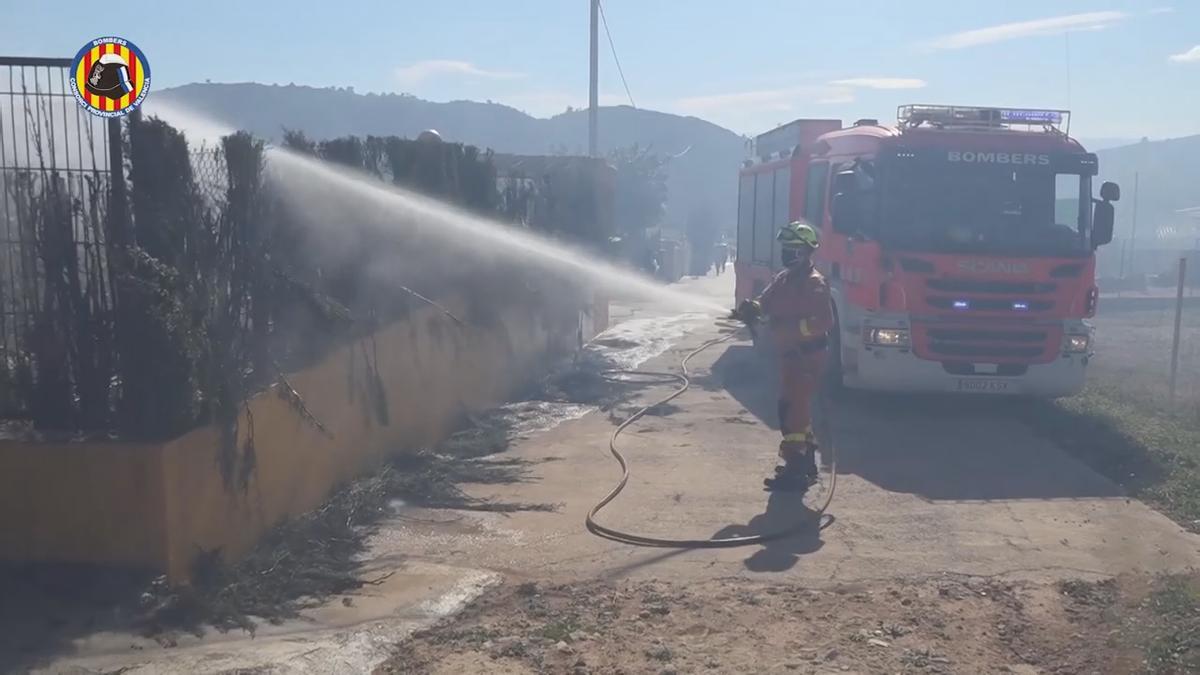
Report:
586,320,837,548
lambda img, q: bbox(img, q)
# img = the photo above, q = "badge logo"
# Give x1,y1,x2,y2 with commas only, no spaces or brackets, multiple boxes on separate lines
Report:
70,37,151,118
956,259,1030,275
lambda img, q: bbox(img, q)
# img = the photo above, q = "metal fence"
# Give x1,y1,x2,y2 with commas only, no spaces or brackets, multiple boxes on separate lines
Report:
0,69,600,439
1094,258,1198,410
0,57,119,424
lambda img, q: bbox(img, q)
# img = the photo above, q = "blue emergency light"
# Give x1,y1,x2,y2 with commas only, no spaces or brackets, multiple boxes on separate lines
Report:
1012,301,1030,311
953,300,970,310
999,109,1063,124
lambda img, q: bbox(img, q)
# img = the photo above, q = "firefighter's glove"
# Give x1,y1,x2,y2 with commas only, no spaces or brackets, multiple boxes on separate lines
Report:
733,299,762,324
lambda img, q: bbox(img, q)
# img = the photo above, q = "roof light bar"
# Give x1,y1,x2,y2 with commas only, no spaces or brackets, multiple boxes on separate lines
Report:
898,104,1069,132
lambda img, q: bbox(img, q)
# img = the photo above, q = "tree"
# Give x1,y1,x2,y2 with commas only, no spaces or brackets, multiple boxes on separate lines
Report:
609,144,668,237
686,202,721,276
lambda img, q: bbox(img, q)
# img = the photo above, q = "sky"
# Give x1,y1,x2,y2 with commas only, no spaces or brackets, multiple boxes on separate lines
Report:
3,0,1199,142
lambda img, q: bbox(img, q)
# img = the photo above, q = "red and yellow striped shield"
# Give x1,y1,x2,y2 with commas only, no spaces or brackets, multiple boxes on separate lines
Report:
70,37,152,118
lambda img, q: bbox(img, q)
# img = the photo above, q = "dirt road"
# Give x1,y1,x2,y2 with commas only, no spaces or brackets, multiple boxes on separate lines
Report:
377,274,1198,585
376,274,1200,674
32,274,1200,674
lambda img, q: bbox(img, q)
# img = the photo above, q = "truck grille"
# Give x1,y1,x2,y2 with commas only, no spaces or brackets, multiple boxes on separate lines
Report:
926,279,1057,294
914,324,1059,363
927,328,1046,343
928,343,1045,358
928,297,1053,312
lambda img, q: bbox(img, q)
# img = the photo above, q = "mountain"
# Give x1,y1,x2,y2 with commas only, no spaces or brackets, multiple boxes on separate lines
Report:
1078,137,1139,152
153,83,747,231
1095,135,1200,240
153,83,1198,244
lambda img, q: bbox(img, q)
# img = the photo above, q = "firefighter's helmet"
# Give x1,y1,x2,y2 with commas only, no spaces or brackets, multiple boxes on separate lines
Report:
85,53,134,101
777,221,819,250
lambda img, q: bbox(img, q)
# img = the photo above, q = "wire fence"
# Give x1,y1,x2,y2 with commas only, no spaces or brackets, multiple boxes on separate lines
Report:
1094,259,1199,413
0,61,609,452
0,58,116,427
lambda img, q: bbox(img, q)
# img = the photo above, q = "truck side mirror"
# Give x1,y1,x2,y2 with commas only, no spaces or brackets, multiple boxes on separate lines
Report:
833,170,856,195
831,191,859,234
830,169,859,234
1093,201,1114,248
1100,181,1120,202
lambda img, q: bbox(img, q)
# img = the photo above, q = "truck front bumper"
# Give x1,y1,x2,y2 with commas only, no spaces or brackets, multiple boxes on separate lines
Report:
844,346,1089,398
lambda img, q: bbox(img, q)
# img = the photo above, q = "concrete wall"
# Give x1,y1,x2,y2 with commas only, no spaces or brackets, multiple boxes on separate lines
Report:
0,289,605,581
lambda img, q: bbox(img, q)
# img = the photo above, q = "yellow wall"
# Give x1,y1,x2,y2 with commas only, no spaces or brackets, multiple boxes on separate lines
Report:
0,440,166,568
0,291,605,581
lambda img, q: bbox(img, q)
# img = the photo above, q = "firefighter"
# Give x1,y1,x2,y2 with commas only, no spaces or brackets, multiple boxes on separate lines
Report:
733,221,833,491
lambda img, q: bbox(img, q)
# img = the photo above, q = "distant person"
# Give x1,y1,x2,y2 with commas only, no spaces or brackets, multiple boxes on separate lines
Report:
715,241,729,275
642,247,660,279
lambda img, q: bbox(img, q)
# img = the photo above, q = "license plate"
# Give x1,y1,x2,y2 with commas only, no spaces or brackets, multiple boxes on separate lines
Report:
955,378,1011,394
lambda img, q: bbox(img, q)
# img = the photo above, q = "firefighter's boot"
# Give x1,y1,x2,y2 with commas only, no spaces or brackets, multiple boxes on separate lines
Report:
771,451,818,479
763,462,810,491
764,436,816,492
801,440,819,480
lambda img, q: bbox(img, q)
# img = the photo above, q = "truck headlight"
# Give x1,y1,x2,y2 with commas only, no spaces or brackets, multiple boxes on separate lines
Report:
866,328,910,348
1064,334,1090,353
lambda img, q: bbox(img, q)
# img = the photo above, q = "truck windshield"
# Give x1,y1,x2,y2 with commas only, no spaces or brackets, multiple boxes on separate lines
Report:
881,164,1090,258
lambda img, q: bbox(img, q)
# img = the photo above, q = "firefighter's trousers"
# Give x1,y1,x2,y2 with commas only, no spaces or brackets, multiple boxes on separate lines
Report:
776,342,828,463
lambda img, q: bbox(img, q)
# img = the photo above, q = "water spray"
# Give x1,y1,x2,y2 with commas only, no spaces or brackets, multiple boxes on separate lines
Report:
150,103,833,551
147,101,725,315
264,149,726,314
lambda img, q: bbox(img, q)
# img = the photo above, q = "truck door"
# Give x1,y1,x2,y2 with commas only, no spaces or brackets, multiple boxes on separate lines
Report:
803,161,830,230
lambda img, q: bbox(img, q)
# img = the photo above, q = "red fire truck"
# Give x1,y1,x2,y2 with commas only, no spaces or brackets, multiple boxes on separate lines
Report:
734,105,1120,397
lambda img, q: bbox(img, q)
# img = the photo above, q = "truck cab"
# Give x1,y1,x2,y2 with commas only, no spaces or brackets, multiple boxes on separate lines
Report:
735,105,1120,397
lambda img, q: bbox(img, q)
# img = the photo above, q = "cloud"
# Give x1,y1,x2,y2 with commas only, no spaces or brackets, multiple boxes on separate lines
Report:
678,77,926,112
830,77,927,90
394,60,524,87
817,90,856,105
675,87,800,113
1168,45,1200,63
1149,6,1174,14
674,85,850,114
925,11,1129,49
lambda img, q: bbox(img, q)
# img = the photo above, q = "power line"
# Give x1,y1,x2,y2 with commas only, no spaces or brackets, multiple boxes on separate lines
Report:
1064,31,1072,113
598,0,636,109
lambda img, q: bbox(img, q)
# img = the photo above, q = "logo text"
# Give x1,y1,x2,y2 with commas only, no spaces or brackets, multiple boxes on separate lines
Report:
956,259,1030,275
947,151,1050,166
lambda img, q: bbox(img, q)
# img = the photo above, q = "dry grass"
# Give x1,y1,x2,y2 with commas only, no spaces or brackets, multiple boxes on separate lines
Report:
1091,308,1200,410
1025,308,1200,530
1021,307,1200,672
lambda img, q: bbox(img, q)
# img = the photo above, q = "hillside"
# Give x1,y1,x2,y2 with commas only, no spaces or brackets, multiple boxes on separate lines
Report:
154,83,1198,242
1094,135,1200,240
153,83,747,230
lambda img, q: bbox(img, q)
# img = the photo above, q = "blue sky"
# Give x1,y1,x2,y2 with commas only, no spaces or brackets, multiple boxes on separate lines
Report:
4,0,1198,141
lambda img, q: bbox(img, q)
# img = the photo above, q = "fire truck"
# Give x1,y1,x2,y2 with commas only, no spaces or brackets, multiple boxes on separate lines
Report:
734,105,1120,397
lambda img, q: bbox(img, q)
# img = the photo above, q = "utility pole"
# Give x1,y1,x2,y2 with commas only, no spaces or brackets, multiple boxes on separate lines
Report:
1129,171,1140,276
589,0,599,157
1169,257,1187,403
